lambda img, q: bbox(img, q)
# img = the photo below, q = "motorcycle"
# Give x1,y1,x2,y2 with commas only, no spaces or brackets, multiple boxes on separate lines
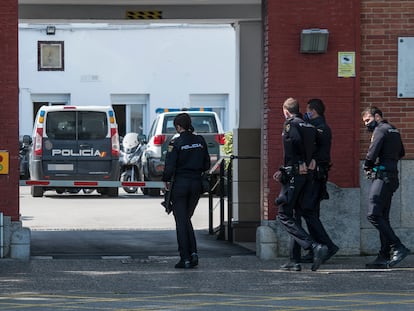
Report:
119,132,144,194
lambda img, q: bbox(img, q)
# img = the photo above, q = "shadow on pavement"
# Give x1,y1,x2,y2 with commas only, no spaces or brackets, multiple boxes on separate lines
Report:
30,229,255,259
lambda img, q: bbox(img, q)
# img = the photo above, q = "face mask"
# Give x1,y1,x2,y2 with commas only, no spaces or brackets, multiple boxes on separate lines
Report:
303,112,313,122
366,120,377,132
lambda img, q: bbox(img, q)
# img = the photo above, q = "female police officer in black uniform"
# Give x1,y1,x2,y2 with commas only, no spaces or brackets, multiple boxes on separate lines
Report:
162,113,211,269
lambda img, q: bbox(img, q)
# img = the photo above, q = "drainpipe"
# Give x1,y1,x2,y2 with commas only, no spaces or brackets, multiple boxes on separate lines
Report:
0,213,3,258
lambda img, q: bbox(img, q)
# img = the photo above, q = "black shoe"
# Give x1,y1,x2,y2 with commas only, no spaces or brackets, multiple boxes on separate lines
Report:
280,262,301,271
311,243,328,271
190,253,199,267
365,254,389,269
388,245,410,268
300,251,314,263
175,259,192,269
323,245,339,263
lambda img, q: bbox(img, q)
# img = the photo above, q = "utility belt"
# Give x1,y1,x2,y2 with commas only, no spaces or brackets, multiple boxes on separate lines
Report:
368,166,398,183
372,170,397,182
278,164,300,184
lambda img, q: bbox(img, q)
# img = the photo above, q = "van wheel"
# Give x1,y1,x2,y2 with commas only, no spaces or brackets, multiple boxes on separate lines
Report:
107,187,119,197
31,186,44,198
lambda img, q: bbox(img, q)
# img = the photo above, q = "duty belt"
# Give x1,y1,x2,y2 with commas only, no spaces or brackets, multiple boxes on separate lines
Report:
281,164,300,176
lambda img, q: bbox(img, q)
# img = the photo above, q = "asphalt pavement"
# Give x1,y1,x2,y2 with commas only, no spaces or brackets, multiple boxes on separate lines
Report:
0,188,413,310
1,251,414,310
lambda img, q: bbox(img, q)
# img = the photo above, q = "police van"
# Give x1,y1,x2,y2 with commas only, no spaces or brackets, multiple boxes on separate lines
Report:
140,108,225,196
29,105,120,197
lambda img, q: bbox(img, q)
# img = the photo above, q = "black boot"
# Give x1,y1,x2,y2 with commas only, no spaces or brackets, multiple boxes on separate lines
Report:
365,253,390,269
388,245,410,268
311,243,328,271
175,259,192,269
190,253,199,267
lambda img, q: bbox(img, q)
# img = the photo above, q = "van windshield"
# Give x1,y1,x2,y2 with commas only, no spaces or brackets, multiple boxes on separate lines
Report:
46,111,108,140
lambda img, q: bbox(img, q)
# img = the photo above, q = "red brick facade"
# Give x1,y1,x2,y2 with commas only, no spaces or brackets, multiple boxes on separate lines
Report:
0,0,19,220
1,1,412,224
360,0,414,157
263,0,361,220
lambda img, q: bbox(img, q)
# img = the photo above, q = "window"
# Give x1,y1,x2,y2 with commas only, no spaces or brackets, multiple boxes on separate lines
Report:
45,111,108,140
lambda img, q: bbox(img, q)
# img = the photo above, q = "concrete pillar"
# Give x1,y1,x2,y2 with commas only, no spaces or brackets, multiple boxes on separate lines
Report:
231,21,262,242
11,227,31,260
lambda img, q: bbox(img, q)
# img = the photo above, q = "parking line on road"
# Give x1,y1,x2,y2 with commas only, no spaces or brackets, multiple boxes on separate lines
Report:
1,292,414,310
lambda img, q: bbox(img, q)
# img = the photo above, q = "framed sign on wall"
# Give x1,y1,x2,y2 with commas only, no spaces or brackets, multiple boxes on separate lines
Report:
38,41,64,71
398,37,414,98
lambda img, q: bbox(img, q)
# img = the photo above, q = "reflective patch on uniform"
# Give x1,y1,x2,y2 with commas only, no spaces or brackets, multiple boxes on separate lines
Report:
168,145,174,152
285,124,290,132
181,143,202,150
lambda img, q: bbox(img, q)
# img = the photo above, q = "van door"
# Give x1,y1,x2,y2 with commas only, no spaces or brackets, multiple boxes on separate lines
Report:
43,111,78,177
43,110,114,179
76,111,114,178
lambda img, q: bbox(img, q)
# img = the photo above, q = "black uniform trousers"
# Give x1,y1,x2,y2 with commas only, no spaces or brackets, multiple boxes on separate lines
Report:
301,175,335,248
171,176,202,261
277,174,314,258
367,176,402,257
290,174,335,260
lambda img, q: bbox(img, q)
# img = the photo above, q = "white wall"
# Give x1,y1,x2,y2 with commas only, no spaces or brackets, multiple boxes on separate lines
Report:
18,23,236,135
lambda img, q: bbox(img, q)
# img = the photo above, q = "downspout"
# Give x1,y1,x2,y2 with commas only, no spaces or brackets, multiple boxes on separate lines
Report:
0,213,3,258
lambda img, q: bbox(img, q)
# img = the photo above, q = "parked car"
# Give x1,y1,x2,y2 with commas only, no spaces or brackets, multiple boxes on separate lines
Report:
140,108,226,196
29,105,120,197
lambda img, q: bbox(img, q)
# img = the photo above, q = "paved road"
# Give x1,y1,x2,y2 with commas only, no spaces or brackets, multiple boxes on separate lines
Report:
0,187,411,310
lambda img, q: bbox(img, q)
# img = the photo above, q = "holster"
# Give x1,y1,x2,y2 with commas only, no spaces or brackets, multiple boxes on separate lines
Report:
315,165,329,182
374,170,397,184
278,165,299,184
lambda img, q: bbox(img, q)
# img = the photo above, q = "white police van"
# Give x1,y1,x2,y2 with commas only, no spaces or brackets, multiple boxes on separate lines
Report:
29,105,120,197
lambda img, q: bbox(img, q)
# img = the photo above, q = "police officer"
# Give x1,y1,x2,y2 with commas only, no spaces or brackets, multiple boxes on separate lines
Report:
275,97,328,271
362,106,410,268
162,113,211,269
299,98,339,263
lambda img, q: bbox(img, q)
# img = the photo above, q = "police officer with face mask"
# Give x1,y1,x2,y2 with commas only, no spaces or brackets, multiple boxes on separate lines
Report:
162,113,211,269
362,106,410,268
275,97,328,272
298,99,339,264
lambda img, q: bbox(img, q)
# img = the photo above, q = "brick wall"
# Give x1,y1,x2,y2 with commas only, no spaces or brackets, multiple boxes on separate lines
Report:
360,0,414,157
263,0,360,220
0,0,20,220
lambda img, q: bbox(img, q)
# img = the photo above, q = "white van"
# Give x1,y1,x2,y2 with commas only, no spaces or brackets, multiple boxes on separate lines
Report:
29,105,120,197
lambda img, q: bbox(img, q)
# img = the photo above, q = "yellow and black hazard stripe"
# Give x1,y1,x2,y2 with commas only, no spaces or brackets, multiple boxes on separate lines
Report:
126,11,162,20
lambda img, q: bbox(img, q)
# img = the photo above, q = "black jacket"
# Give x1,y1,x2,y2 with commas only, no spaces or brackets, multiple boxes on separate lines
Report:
162,131,211,181
309,116,332,166
364,120,405,172
282,115,316,166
